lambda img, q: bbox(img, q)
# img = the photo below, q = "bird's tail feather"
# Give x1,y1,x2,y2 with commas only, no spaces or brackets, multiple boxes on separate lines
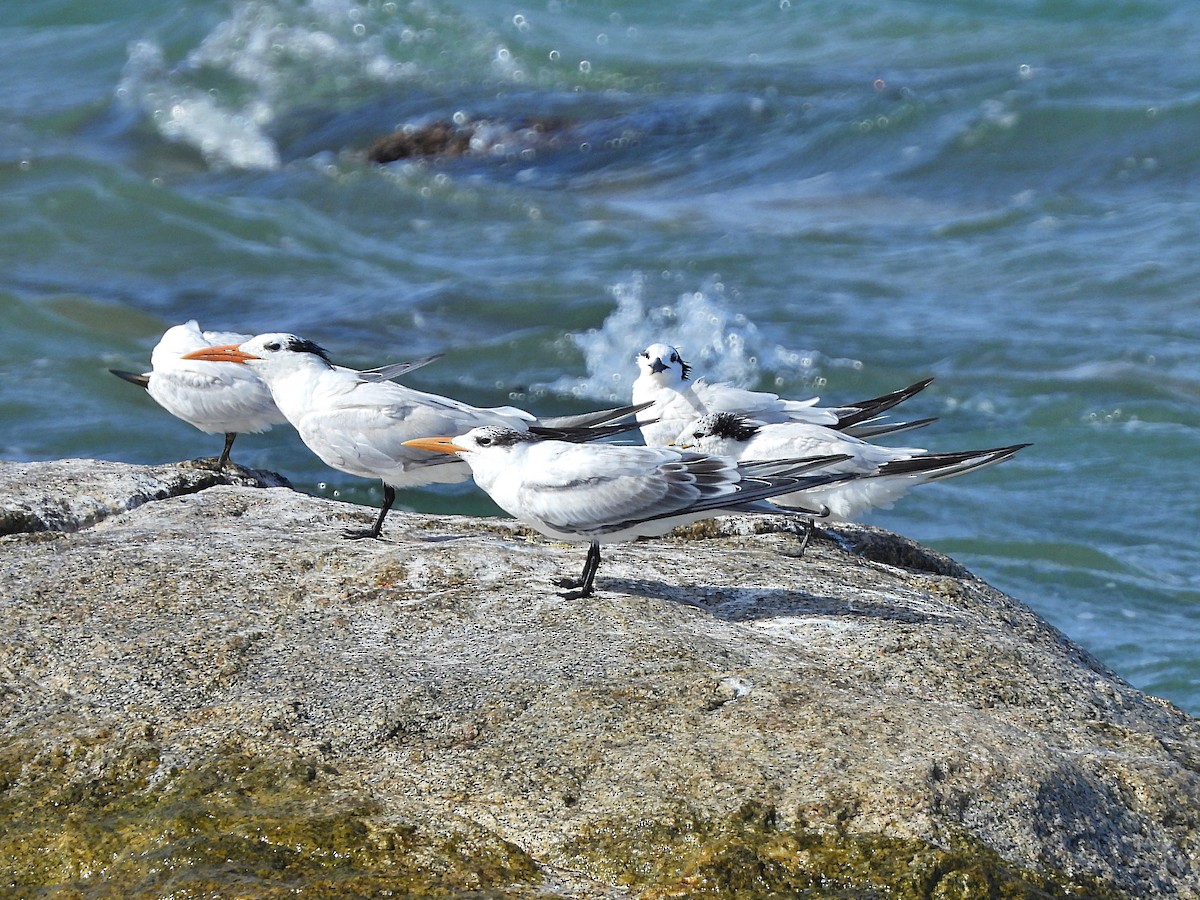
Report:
537,401,654,429
877,443,1030,480
109,369,150,389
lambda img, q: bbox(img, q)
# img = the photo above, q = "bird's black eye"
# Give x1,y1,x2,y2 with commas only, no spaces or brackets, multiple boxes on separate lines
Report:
476,436,493,447
692,431,703,440
638,350,648,359
264,341,281,352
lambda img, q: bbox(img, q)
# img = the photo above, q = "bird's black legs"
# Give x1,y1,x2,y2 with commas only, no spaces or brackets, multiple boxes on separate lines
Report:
795,518,813,556
215,432,237,470
345,483,395,540
557,541,602,599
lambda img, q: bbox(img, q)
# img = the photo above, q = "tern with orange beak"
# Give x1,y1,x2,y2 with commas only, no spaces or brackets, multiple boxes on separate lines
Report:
110,320,287,470
183,333,646,539
632,341,936,447
112,320,441,470
404,425,856,598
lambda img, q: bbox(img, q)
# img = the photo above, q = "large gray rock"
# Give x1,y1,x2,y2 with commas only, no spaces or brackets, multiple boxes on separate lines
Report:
1,458,1197,898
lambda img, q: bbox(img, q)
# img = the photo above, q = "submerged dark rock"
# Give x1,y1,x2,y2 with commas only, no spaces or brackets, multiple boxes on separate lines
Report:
367,117,576,164
1,458,1197,898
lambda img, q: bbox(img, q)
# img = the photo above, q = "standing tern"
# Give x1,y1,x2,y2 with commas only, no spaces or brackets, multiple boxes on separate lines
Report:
404,426,856,598
632,341,935,446
111,320,439,470
676,412,1029,521
182,333,646,539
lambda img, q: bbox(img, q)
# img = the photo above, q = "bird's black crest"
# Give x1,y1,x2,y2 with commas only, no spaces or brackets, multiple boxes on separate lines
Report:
668,347,692,380
285,337,332,362
706,412,761,441
474,427,537,448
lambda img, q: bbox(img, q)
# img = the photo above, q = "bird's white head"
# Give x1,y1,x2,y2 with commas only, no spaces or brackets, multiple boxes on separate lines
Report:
181,332,333,372
403,425,532,457
636,342,690,384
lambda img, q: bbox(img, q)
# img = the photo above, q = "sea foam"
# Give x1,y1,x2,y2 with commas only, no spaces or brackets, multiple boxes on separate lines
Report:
547,273,851,402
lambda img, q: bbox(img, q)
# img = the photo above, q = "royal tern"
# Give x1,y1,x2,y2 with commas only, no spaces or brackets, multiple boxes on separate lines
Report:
112,321,441,470
182,333,646,539
676,412,1029,521
632,342,935,446
404,426,856,598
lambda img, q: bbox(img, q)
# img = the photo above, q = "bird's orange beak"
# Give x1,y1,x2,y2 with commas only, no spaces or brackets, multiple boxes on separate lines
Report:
180,344,260,364
402,436,468,455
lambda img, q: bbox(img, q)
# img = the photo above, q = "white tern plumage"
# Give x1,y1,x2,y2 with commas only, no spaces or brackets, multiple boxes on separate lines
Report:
112,320,440,470
183,333,643,538
675,412,1028,521
404,425,856,597
631,341,935,446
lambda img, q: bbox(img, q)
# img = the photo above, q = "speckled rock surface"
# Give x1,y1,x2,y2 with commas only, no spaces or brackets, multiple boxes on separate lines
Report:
1,459,1197,899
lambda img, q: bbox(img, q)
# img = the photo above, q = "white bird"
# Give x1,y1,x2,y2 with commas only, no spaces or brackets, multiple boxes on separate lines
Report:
182,333,646,539
675,412,1029,521
403,426,856,598
631,341,935,447
112,320,439,470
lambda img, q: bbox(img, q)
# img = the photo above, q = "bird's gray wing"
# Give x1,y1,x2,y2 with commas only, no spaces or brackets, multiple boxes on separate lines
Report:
356,353,444,383
516,445,720,533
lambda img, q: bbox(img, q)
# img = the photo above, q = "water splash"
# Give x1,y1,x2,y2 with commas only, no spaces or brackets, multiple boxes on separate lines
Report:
120,40,282,171
547,273,844,402
116,0,458,170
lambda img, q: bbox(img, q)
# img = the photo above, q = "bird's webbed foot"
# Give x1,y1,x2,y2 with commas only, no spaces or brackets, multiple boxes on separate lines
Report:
557,583,595,600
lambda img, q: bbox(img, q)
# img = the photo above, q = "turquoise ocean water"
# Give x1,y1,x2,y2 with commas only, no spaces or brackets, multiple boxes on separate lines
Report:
2,0,1198,713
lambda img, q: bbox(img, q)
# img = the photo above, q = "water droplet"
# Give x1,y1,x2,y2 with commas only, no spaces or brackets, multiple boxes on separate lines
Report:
353,23,366,36
596,33,608,45
549,49,560,61
579,59,592,73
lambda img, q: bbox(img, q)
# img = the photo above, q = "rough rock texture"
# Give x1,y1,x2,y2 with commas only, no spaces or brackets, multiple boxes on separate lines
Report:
1,459,1198,899
0,457,290,535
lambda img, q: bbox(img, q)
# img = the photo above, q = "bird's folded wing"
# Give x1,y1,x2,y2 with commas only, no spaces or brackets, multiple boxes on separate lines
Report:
516,447,738,532
347,380,536,424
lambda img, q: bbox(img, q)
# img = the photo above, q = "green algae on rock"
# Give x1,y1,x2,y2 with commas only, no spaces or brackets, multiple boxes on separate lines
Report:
0,730,544,898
